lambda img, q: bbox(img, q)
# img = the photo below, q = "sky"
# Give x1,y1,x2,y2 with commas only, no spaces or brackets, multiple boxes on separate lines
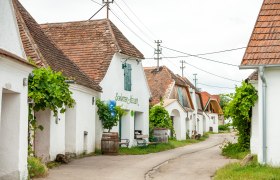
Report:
19,0,264,94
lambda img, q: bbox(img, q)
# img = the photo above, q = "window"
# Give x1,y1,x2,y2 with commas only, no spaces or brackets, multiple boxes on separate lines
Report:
123,63,132,91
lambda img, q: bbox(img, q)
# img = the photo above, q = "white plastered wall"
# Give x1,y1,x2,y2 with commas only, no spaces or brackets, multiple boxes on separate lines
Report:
0,57,32,180
259,67,280,166
98,53,150,147
250,81,259,155
66,84,100,155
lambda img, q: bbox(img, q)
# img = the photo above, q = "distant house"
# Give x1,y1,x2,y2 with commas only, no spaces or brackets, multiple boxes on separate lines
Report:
144,66,194,140
0,0,34,179
240,0,280,166
41,19,150,147
13,0,102,161
200,92,223,133
180,77,205,135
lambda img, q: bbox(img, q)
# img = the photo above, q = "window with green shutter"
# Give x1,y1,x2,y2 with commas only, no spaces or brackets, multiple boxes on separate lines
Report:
123,63,132,91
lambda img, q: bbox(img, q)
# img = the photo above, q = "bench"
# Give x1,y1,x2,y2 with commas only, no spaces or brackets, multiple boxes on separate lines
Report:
136,139,159,147
119,139,130,148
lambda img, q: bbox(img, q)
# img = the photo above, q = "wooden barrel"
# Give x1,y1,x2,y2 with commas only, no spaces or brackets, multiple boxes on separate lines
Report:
153,128,168,143
101,132,119,155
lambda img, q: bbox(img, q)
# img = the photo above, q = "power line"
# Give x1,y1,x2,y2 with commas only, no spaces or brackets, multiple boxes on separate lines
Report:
198,83,236,89
118,0,158,39
109,8,154,49
114,1,154,42
145,46,246,60
161,46,239,67
90,0,102,6
183,61,241,82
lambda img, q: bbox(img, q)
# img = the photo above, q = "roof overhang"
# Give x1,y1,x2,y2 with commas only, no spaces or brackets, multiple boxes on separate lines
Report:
239,64,280,70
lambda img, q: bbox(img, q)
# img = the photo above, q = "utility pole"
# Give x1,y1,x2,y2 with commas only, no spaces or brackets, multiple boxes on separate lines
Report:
102,0,114,19
154,40,162,71
180,60,186,77
193,74,198,88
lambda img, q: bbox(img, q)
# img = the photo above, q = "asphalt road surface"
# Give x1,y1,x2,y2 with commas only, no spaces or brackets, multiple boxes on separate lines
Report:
40,133,237,180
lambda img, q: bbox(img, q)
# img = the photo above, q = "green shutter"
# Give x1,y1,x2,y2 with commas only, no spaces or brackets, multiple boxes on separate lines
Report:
124,64,132,91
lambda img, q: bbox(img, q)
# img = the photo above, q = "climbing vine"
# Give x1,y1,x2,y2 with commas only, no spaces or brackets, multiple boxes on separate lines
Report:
28,67,75,155
224,81,258,151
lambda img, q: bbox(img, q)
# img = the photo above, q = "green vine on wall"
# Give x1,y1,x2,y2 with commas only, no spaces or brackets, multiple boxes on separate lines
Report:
28,67,75,155
224,81,258,151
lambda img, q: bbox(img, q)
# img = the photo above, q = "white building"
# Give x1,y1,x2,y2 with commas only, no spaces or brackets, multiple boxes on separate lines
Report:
13,0,102,161
240,0,280,166
41,19,150,147
200,92,222,133
0,0,34,178
181,77,206,136
145,66,195,140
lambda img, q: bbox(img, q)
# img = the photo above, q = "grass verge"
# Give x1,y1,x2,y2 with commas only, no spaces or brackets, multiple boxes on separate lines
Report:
221,142,249,159
214,158,280,180
119,133,209,155
28,157,48,178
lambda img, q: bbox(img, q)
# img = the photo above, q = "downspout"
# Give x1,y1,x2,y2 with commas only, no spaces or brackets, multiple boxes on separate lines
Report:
259,66,267,164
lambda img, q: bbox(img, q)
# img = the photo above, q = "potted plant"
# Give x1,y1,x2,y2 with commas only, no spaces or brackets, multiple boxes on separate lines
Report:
96,99,126,154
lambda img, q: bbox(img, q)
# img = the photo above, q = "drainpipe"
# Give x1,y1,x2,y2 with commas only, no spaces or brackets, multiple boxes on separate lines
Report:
259,66,267,164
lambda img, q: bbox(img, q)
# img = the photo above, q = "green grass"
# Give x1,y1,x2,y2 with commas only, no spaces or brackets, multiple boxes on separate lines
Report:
214,158,280,180
221,142,249,159
28,157,48,178
119,133,209,155
46,161,61,169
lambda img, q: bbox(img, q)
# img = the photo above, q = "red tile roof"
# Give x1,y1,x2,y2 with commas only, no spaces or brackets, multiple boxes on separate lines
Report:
144,66,174,105
0,48,34,67
40,19,144,83
241,0,280,66
144,66,194,109
200,91,211,108
13,0,102,92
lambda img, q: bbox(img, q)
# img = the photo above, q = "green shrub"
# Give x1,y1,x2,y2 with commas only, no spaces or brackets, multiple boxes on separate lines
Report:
222,142,249,159
218,125,229,131
28,157,48,178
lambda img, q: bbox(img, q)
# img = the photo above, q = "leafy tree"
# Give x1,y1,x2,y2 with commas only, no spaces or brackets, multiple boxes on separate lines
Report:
224,81,258,151
149,105,173,130
219,93,233,111
96,99,126,132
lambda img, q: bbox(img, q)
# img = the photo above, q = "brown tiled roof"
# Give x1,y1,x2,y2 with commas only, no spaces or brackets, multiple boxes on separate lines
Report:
241,0,280,66
182,77,196,90
247,70,258,81
13,0,101,92
40,19,144,83
144,66,174,105
200,91,211,108
0,48,34,67
144,66,194,110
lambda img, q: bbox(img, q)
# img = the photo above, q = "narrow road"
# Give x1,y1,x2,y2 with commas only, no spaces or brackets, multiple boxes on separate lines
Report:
40,134,236,180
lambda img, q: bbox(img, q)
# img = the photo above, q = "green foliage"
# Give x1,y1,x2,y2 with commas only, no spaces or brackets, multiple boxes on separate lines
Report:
28,157,48,178
218,124,230,132
28,67,75,156
149,105,173,130
221,142,250,159
219,93,233,111
29,67,75,117
215,158,280,180
224,82,258,150
96,99,126,132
